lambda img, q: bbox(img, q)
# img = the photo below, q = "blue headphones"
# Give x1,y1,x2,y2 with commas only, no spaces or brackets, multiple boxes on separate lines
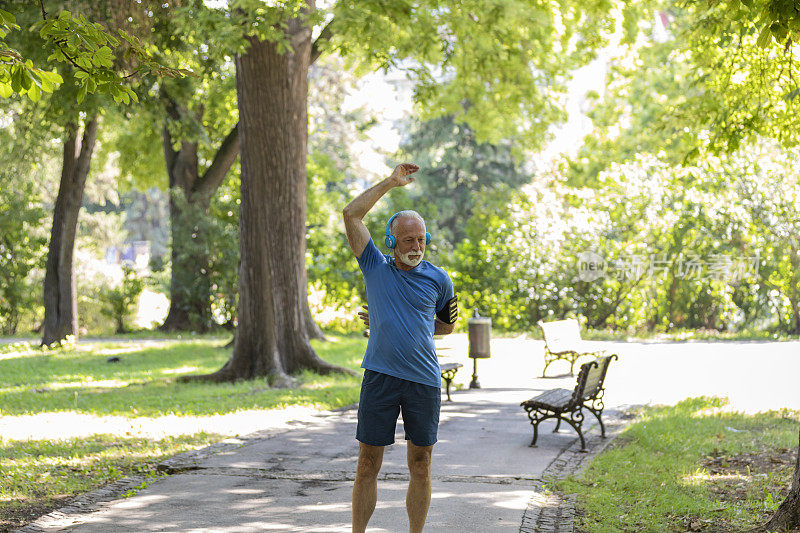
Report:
384,212,431,249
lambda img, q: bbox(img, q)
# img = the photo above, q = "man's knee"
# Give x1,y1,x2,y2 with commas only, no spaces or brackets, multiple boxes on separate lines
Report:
356,444,384,479
408,458,430,479
407,445,432,478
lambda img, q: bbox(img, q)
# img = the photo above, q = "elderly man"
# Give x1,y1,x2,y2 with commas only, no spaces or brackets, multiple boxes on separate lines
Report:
342,163,458,533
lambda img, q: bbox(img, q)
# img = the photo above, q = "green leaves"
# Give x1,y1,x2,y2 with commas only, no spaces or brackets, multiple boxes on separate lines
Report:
756,24,774,47
0,8,19,39
1,6,189,104
724,0,800,49
0,58,62,102
0,176,47,335
331,0,616,148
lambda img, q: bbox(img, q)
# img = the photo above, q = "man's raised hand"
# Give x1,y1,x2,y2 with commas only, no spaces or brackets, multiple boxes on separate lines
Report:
389,163,419,187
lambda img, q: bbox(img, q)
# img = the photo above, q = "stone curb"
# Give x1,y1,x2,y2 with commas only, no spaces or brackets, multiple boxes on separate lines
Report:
518,410,632,533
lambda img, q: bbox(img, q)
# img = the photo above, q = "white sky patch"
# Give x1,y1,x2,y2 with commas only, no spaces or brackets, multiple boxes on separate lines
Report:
342,48,615,171
343,70,415,175
540,53,610,162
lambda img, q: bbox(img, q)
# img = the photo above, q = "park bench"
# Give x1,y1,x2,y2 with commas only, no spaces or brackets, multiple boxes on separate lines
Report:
538,318,604,377
439,362,462,402
520,354,617,452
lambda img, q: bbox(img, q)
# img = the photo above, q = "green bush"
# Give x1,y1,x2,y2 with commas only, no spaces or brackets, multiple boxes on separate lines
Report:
100,266,144,334
0,180,46,335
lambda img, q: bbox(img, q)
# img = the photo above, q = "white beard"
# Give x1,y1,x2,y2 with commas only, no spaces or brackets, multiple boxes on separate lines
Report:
397,250,423,267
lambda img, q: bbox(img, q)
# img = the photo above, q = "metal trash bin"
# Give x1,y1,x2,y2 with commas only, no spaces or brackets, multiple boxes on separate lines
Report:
468,311,491,388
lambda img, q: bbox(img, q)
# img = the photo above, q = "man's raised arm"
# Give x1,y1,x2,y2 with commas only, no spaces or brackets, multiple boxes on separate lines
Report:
342,163,418,258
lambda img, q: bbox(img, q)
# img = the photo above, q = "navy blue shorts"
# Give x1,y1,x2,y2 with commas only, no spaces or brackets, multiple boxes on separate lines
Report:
356,369,441,447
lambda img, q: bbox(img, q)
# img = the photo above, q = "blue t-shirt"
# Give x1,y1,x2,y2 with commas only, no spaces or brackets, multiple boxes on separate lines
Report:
357,238,455,388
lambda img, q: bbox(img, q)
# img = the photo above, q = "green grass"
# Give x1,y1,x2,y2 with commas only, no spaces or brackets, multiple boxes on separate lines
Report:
0,433,219,530
0,335,366,416
0,333,367,530
556,397,800,532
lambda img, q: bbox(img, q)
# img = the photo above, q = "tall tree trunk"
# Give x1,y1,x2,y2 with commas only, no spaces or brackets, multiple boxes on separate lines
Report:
185,4,351,383
160,135,211,332
159,104,241,333
765,431,800,531
41,116,99,346
160,188,214,332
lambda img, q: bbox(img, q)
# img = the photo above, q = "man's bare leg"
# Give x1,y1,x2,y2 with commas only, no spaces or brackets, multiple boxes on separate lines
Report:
406,441,433,533
353,442,385,533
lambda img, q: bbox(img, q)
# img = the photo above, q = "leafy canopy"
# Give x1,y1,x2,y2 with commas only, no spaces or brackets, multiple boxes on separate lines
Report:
0,4,191,103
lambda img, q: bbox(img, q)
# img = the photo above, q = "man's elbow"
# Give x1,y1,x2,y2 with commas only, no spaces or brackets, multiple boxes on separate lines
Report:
436,320,456,335
342,207,361,226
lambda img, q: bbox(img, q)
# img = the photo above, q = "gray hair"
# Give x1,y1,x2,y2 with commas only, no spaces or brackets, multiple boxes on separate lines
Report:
390,210,426,236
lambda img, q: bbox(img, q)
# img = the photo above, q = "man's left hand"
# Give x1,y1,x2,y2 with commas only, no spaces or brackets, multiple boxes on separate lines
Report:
358,305,369,328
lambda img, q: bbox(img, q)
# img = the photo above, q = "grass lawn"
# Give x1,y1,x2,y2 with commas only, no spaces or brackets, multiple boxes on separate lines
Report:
556,397,800,532
0,333,367,531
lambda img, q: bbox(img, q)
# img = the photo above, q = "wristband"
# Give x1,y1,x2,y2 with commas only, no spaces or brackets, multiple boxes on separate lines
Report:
436,296,458,325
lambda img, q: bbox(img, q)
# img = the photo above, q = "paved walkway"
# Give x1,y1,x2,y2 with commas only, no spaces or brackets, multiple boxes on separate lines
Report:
15,335,800,532
18,387,620,532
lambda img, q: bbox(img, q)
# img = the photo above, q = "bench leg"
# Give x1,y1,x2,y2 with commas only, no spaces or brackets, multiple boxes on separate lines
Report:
529,419,540,447
551,411,588,452
573,423,587,452
524,410,571,447
559,414,587,452
542,348,558,377
529,412,587,451
524,407,551,447
541,358,552,378
586,406,606,438
444,377,453,402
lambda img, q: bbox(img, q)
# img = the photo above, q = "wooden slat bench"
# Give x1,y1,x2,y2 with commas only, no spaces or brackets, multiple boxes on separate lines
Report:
521,354,617,451
538,318,604,377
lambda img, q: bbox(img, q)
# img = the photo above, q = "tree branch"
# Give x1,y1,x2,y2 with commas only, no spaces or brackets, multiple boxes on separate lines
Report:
160,91,180,180
193,123,240,201
161,125,178,184
38,0,94,76
123,68,143,80
310,20,334,65
75,114,99,179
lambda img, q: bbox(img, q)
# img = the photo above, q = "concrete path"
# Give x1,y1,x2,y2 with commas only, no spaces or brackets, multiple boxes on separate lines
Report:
16,334,800,532
436,335,800,413
22,383,599,532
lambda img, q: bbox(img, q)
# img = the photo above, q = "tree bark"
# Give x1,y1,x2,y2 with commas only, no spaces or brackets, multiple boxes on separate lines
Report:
186,3,351,383
160,131,209,332
765,430,800,531
159,102,240,333
41,116,99,346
